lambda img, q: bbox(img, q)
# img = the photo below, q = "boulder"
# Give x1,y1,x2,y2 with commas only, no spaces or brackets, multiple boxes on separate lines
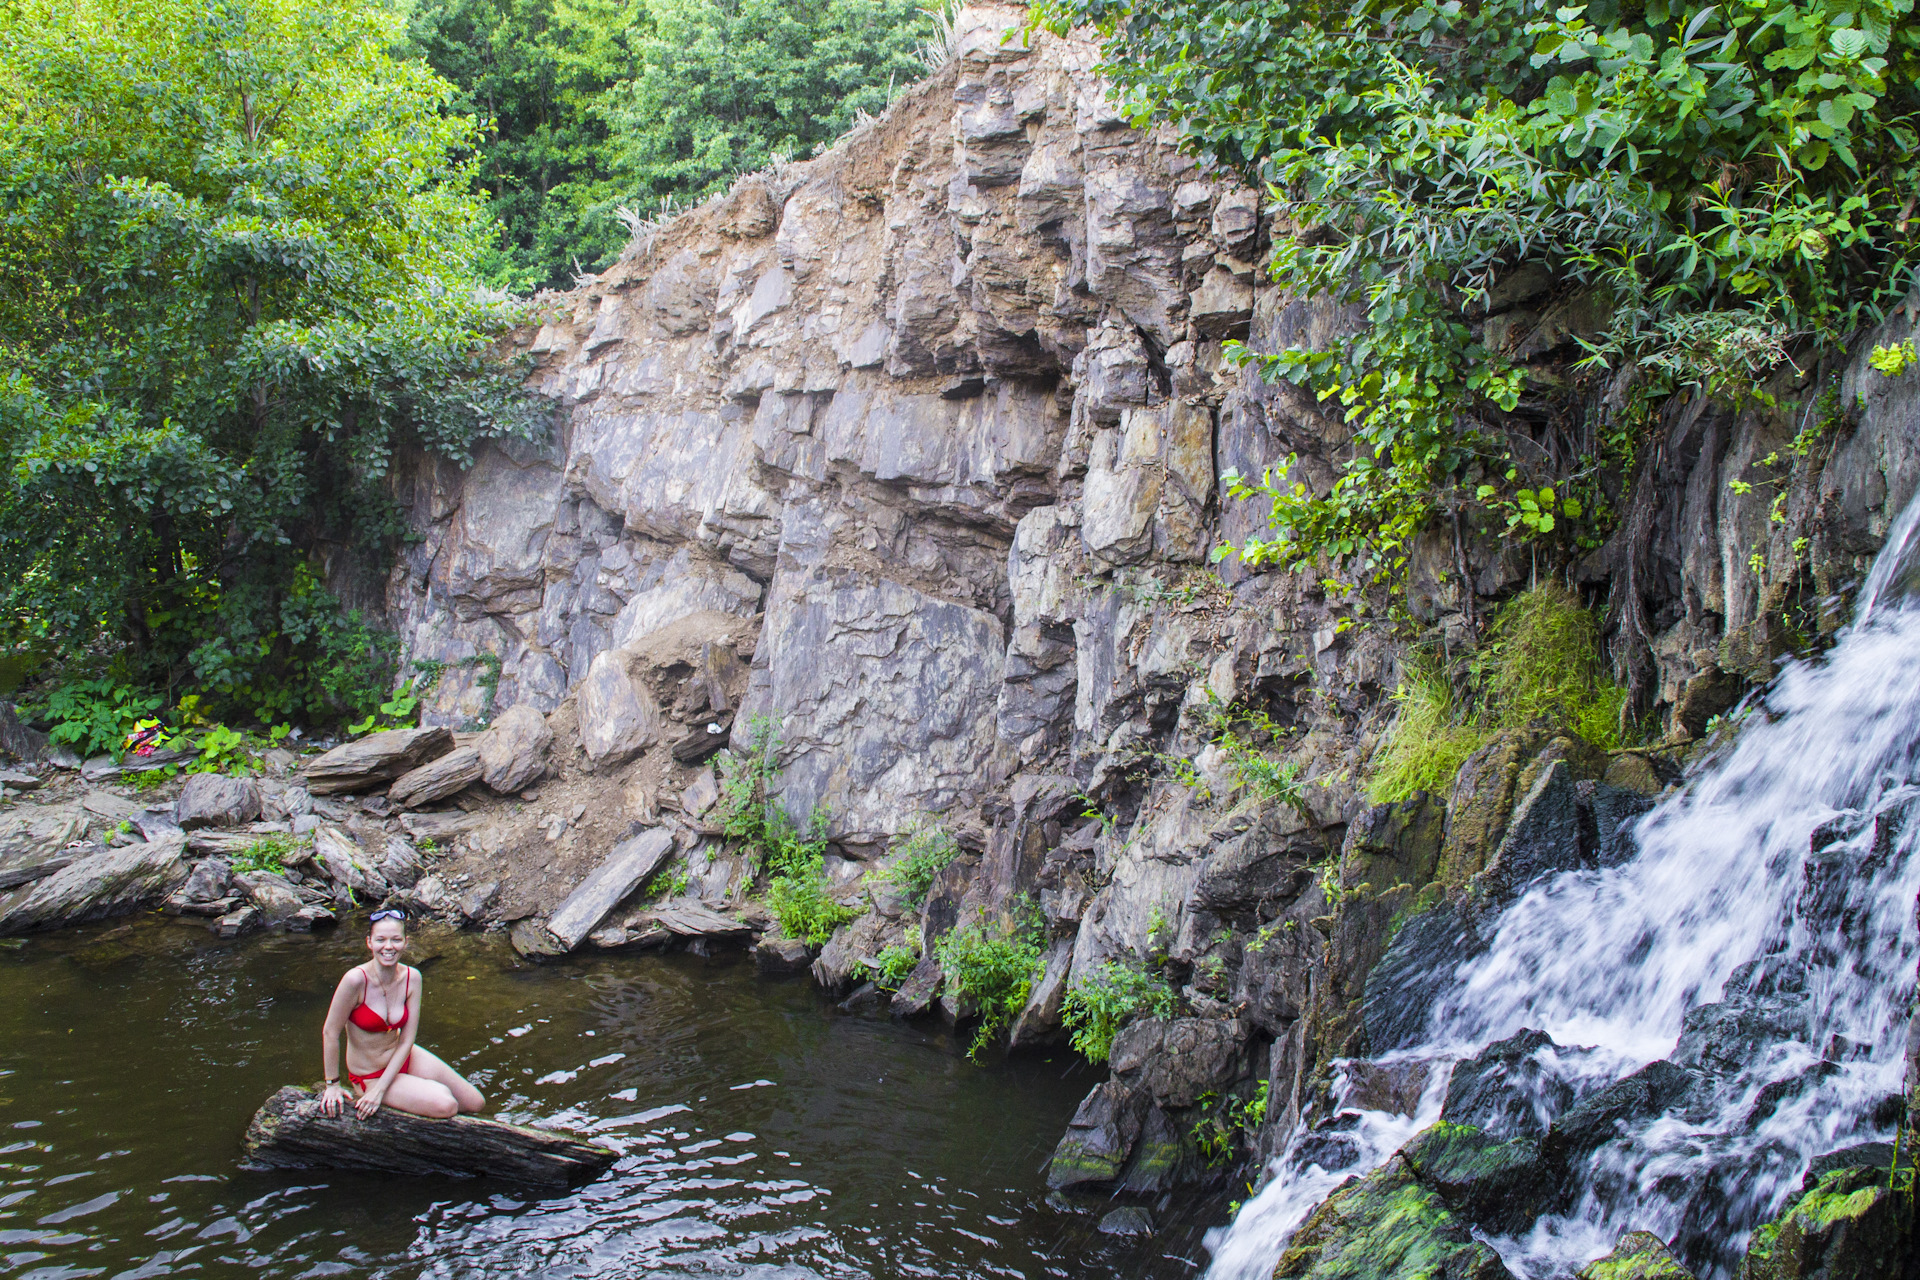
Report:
1740,1165,1912,1280
680,768,720,817
214,904,263,937
313,826,390,901
476,704,551,793
0,702,46,761
130,806,183,842
577,649,663,766
175,773,263,829
234,870,305,922
0,833,189,934
1443,1028,1574,1137
1402,1122,1552,1236
178,856,234,904
241,1085,616,1188
754,936,813,973
1577,1230,1697,1280
387,747,483,809
377,837,422,890
543,828,675,950
1273,1153,1517,1280
1047,1081,1144,1189
263,785,314,821
1477,761,1583,900
0,768,41,791
300,727,455,795
0,806,86,890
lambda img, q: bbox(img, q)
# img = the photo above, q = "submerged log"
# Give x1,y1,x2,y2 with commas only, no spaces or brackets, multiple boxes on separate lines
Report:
241,1086,616,1189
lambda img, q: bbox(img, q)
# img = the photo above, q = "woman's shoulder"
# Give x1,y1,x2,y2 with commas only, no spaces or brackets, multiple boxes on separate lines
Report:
338,962,369,992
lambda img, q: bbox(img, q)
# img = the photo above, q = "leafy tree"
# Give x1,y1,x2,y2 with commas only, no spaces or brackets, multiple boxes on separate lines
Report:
404,0,646,293
0,0,543,723
604,0,935,207
1034,0,1920,582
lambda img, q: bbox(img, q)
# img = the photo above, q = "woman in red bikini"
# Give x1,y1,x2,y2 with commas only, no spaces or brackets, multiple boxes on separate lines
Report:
319,910,485,1120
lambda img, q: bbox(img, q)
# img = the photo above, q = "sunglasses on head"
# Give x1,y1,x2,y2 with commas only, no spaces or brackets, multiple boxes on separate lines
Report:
368,909,407,924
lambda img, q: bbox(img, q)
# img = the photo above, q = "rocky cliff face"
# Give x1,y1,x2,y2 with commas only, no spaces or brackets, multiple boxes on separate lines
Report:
379,0,1920,1249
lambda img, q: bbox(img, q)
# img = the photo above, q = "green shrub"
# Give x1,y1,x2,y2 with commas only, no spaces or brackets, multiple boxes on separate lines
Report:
935,897,1047,1059
767,850,861,944
876,821,958,907
871,942,920,991
26,679,164,760
1370,584,1636,803
1061,959,1176,1064
1191,1082,1270,1166
182,724,258,775
1201,690,1306,810
715,713,785,856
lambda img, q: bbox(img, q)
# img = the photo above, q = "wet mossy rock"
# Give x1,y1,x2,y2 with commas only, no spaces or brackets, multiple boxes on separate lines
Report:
1439,723,1607,887
1576,1230,1698,1280
1271,1153,1516,1280
242,1085,616,1189
1401,1122,1550,1237
1739,1165,1915,1280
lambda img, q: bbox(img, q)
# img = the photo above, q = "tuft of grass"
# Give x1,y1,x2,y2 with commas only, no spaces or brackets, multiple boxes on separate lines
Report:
232,833,307,876
1369,583,1636,803
871,942,920,991
1367,650,1488,803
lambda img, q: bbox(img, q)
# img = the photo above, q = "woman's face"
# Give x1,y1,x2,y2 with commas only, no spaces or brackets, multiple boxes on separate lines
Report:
366,920,407,966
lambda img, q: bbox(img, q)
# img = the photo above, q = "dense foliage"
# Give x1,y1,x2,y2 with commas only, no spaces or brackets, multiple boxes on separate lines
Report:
409,0,938,291
0,0,543,725
1036,0,1920,582
1061,959,1175,1064
935,899,1047,1058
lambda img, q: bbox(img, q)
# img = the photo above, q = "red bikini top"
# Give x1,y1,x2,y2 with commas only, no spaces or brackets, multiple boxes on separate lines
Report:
349,965,409,1033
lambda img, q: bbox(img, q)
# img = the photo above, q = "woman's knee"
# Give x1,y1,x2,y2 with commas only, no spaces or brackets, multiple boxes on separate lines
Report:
421,1086,459,1119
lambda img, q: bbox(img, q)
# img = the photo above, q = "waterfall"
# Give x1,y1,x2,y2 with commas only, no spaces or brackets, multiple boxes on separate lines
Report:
1205,491,1920,1280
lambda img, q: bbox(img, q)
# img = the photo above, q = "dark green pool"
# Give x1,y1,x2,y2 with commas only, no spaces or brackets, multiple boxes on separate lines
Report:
0,918,1213,1278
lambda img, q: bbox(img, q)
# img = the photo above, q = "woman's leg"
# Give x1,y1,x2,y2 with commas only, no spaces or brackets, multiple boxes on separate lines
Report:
401,1045,486,1113
373,1071,460,1119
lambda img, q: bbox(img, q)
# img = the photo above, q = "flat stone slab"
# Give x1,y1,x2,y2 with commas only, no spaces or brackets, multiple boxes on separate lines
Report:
388,747,483,809
242,1086,616,1189
545,828,676,951
300,727,455,795
644,900,757,939
0,833,188,935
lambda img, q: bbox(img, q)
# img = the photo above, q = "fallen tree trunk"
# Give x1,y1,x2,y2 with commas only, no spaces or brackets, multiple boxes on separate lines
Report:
241,1086,616,1189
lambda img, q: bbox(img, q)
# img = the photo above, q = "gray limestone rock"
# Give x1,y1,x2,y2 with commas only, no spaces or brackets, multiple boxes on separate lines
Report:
545,828,675,950
476,704,552,793
0,833,190,934
301,727,455,795
0,806,86,890
312,825,390,901
378,837,423,890
577,650,663,766
179,856,234,904
175,773,263,829
387,746,483,809
1479,760,1583,901
234,870,305,923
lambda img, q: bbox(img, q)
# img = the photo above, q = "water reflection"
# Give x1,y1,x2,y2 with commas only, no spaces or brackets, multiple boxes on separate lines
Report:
0,920,1209,1278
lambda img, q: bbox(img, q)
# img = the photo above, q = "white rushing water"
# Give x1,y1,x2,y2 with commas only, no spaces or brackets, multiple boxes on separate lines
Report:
1206,491,1920,1280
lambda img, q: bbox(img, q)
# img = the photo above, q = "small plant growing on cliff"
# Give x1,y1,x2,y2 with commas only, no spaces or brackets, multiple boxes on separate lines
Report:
232,833,306,876
716,714,785,852
1191,1082,1270,1167
876,821,959,907
935,896,1047,1059
1202,690,1307,814
871,942,920,991
1061,960,1176,1065
1870,341,1917,377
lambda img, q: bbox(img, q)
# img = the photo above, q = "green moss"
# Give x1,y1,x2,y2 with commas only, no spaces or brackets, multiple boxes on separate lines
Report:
1371,584,1638,803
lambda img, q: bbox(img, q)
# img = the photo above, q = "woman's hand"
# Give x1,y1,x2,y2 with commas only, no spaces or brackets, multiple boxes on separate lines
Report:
355,1084,386,1119
320,1083,349,1117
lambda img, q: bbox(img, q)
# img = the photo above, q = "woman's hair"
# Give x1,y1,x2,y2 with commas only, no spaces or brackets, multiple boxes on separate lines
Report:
365,908,408,937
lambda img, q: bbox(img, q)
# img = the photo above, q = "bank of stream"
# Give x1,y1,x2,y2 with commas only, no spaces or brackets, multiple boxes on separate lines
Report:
0,920,1216,1279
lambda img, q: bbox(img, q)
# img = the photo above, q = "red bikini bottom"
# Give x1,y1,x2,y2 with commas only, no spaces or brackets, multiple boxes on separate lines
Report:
349,1052,411,1091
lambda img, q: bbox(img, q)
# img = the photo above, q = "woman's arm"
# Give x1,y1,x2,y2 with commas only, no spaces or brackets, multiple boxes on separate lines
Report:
354,966,424,1118
319,969,361,1117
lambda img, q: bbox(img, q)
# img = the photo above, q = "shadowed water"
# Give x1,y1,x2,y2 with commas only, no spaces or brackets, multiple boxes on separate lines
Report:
0,922,1211,1279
